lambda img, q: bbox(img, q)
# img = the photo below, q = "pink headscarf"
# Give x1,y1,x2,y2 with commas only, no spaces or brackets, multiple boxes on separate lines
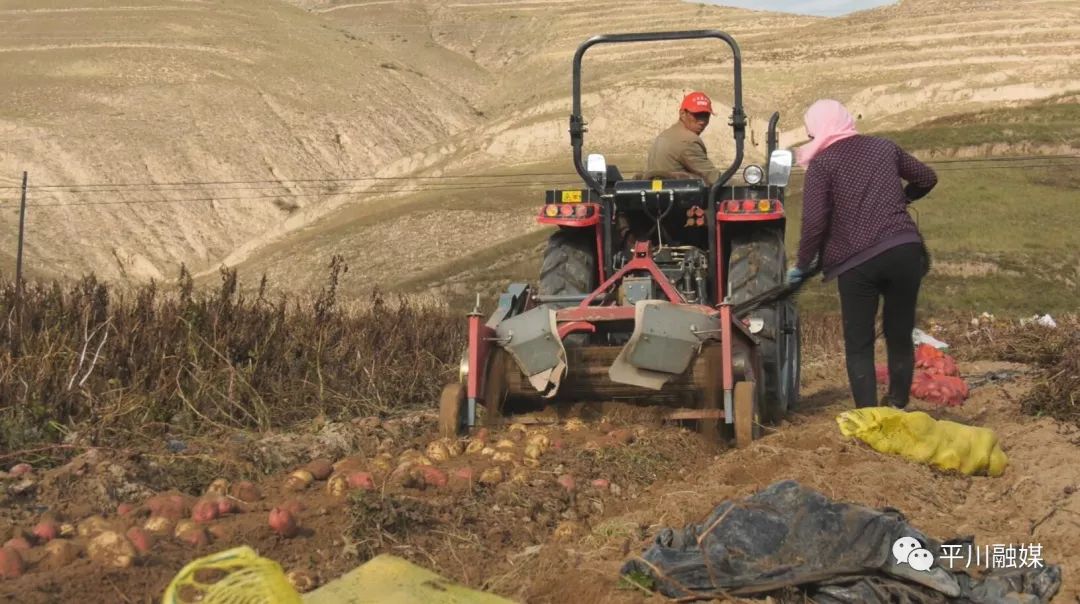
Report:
795,99,859,167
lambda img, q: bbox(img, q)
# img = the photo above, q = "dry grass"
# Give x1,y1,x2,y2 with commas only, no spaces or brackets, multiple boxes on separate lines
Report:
935,313,1080,426
0,257,464,459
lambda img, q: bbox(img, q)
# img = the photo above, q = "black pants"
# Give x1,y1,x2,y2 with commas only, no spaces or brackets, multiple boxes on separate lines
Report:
837,243,926,408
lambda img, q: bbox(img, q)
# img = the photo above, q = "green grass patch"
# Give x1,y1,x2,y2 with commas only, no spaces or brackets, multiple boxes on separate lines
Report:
782,156,1078,317
874,94,1080,151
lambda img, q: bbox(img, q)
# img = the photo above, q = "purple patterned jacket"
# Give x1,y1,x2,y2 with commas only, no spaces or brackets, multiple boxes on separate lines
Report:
796,135,938,280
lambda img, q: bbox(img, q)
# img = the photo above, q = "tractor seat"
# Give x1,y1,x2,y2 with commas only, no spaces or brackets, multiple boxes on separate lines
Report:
614,178,707,211
605,164,624,184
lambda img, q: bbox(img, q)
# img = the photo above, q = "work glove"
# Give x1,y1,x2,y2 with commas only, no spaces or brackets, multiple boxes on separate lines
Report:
786,267,806,286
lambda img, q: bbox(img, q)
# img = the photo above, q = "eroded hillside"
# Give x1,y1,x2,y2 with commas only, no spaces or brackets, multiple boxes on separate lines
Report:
0,0,1077,290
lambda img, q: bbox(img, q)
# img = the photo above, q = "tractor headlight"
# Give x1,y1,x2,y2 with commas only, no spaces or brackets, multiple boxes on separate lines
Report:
743,164,764,185
587,153,608,189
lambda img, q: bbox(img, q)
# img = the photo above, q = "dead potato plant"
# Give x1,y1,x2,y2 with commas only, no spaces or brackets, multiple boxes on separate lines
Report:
0,256,465,458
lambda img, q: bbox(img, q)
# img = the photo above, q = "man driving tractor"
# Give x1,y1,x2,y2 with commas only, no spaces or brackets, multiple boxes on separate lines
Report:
645,91,724,185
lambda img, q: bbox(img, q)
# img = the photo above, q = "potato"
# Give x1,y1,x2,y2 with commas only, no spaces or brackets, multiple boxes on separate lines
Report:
286,570,318,593
143,516,175,536
125,527,154,555
526,434,550,451
565,418,586,432
88,531,136,568
304,458,334,481
326,474,349,497
524,444,544,460
173,520,198,539
591,478,610,490
508,423,527,434
451,467,475,484
480,447,496,457
269,508,298,538
370,454,394,475
285,470,314,492
33,520,59,543
445,440,464,457
2,537,29,553
145,493,191,520
42,539,80,570
332,456,365,474
229,480,262,503
216,497,237,516
492,451,515,464
191,498,221,523
509,466,530,484
8,463,31,478
205,478,230,497
177,526,210,548
0,547,24,579
494,439,516,450
415,466,447,489
479,467,504,485
346,472,376,491
58,523,76,538
557,474,576,492
77,515,111,538
607,429,635,446
425,440,451,463
465,439,486,455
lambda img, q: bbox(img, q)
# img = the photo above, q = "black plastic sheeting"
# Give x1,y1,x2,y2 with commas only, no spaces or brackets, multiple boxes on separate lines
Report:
620,481,1061,603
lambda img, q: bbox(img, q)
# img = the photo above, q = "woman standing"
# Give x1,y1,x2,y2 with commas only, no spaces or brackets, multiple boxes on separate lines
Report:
786,99,938,409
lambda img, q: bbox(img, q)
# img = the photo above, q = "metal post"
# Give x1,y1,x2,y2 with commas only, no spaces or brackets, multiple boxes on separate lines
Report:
12,171,27,357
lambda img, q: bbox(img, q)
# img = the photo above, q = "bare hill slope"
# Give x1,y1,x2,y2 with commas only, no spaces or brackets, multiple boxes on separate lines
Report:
1,0,1077,289
0,0,483,280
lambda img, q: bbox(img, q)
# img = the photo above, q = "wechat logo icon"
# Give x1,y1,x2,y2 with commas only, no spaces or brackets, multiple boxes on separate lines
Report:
893,536,935,572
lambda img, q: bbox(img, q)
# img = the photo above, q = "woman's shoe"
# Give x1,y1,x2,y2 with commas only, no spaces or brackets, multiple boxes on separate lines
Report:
881,394,908,409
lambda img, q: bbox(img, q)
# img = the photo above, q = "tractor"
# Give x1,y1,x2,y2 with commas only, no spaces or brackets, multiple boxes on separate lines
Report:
440,29,801,447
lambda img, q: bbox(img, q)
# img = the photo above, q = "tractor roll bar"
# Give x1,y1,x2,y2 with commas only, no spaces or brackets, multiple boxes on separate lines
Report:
767,111,780,161
570,30,747,201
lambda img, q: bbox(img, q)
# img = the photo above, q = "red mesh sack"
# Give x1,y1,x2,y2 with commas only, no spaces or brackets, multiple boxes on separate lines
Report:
911,372,969,407
914,343,945,367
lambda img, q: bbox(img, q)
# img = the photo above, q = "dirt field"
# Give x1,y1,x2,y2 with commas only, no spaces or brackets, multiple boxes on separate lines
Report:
1,352,1077,603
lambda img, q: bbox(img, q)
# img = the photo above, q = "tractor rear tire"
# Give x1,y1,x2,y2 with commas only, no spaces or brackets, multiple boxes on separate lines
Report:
538,227,598,345
727,227,789,423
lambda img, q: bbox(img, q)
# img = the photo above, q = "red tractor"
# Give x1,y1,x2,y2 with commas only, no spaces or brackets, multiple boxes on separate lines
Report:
441,30,800,447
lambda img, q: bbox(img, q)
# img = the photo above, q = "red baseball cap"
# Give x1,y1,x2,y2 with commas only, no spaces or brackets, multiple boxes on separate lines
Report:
680,91,714,115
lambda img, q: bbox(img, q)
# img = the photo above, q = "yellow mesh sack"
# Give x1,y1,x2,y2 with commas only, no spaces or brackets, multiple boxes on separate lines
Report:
836,407,1008,477
161,546,302,604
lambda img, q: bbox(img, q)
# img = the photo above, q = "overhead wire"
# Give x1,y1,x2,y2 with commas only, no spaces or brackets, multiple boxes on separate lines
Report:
0,154,1075,209
2,171,581,191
